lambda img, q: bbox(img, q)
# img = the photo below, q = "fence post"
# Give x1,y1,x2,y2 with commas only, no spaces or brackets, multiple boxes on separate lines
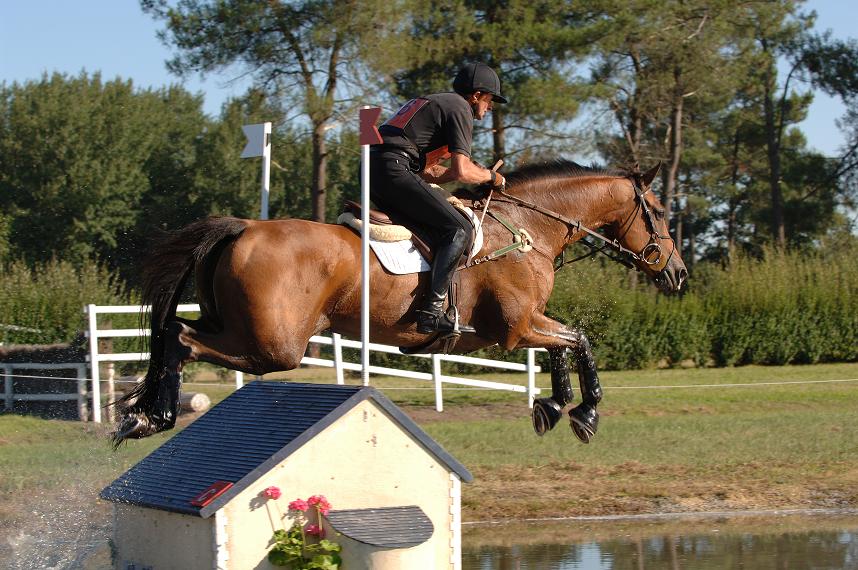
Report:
234,371,244,389
3,365,11,411
333,333,344,385
432,354,443,412
86,304,102,423
76,364,88,421
527,349,537,408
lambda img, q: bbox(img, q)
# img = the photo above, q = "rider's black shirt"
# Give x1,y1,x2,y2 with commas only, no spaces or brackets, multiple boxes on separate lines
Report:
377,92,474,170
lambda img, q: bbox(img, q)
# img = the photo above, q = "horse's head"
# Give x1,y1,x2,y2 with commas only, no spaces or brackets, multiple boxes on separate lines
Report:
610,163,688,294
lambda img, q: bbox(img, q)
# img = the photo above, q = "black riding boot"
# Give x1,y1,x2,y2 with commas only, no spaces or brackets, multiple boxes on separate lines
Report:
416,228,474,334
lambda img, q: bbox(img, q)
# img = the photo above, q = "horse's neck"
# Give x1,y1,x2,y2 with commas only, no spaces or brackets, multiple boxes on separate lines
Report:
504,176,629,255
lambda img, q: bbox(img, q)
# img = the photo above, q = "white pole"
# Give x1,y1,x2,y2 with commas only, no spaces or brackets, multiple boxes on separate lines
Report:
527,348,537,408
360,113,371,387
3,365,12,411
241,122,272,382
333,333,345,385
358,106,382,387
86,304,101,423
260,122,272,220
433,354,443,412
241,122,273,220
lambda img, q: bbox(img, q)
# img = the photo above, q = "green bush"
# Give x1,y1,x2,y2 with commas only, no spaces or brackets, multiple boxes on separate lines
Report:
0,259,130,345
547,245,858,369
2,245,855,372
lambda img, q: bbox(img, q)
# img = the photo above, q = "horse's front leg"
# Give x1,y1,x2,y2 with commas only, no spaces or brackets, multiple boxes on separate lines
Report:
515,313,603,443
530,347,574,436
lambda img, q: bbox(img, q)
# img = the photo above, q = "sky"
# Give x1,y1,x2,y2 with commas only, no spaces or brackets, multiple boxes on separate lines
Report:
1,0,854,157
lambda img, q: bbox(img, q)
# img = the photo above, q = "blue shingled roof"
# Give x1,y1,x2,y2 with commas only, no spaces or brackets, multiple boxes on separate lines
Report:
100,382,472,517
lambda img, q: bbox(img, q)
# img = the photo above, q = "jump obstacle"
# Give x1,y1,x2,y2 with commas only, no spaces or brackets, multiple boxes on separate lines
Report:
102,382,471,569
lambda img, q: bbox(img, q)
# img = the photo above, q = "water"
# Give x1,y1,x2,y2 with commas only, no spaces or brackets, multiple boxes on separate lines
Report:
462,514,858,569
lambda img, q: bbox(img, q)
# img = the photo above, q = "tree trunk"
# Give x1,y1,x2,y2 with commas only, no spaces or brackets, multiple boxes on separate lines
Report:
662,66,684,223
763,63,786,248
674,206,683,260
626,48,644,164
311,121,327,223
727,129,741,251
688,218,696,268
492,106,506,163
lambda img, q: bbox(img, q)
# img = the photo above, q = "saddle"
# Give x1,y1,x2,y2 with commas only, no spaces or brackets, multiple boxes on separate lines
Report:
338,197,481,355
339,200,435,262
339,198,477,266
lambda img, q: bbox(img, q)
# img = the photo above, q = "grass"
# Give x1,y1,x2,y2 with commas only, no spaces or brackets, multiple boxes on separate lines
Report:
2,362,858,526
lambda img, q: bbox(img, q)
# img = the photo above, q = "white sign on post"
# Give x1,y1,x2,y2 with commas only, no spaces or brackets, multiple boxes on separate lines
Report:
241,122,273,220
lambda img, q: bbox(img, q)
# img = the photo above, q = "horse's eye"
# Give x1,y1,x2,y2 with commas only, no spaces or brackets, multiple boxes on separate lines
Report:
654,208,665,221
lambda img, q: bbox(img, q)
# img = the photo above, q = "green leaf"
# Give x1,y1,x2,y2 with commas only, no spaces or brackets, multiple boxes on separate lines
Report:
307,553,340,570
318,539,342,553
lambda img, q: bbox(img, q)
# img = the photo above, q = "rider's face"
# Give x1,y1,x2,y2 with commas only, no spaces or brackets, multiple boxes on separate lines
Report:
471,92,494,120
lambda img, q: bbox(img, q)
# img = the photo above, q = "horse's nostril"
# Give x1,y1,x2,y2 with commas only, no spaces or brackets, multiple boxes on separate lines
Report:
677,268,688,287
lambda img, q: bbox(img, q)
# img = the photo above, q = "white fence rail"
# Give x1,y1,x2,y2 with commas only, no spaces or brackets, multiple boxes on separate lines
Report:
79,303,543,423
1,363,88,419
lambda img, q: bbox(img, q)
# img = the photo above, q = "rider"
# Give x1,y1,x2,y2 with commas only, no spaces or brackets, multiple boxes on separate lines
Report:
370,62,508,334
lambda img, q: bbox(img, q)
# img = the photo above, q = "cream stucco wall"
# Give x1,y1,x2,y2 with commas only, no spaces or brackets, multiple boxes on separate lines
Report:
112,503,215,570
330,531,436,568
222,399,455,569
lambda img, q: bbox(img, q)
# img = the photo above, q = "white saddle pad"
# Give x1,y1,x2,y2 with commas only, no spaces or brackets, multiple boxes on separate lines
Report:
369,208,484,275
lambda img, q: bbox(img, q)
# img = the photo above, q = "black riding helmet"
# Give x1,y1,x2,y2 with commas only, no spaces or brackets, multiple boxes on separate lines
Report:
452,62,508,104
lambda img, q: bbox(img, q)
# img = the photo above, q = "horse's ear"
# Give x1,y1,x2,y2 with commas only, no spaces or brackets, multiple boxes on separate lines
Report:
641,162,661,188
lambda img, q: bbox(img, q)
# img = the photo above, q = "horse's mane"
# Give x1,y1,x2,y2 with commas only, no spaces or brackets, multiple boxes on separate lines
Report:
505,159,628,187
452,159,631,201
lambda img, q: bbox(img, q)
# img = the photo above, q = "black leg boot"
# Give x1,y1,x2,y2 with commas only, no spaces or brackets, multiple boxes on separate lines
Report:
532,347,575,436
568,333,602,444
416,228,474,334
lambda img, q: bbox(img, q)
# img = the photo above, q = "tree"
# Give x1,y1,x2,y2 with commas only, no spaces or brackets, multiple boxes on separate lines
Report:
589,0,745,223
369,0,607,164
141,0,392,223
0,73,173,267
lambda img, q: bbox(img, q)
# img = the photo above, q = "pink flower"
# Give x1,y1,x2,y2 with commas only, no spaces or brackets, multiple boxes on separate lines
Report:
305,524,325,537
262,486,282,500
288,498,309,512
308,495,332,515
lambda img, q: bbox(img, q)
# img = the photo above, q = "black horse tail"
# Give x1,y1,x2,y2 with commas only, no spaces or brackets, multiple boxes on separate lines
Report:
117,216,249,416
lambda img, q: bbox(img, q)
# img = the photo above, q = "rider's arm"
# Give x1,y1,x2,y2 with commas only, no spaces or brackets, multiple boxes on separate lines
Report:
422,153,504,186
420,164,452,185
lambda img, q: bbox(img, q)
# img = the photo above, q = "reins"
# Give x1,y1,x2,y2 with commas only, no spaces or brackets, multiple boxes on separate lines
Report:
471,176,668,272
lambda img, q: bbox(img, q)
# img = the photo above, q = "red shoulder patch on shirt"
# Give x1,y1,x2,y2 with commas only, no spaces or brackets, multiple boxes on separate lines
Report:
383,98,430,130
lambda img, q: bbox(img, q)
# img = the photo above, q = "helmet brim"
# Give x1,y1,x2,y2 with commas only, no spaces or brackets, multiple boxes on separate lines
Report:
491,93,508,104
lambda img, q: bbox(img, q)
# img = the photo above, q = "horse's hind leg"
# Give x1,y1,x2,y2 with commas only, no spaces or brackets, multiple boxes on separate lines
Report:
114,321,192,444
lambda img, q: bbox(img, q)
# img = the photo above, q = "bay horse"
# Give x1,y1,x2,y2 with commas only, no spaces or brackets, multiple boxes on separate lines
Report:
114,160,687,446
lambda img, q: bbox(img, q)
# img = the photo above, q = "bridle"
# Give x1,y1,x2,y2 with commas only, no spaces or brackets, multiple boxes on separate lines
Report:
479,173,675,273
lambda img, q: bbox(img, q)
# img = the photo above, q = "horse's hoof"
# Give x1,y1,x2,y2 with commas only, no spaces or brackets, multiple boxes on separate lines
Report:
569,404,599,444
111,414,159,448
532,398,563,436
